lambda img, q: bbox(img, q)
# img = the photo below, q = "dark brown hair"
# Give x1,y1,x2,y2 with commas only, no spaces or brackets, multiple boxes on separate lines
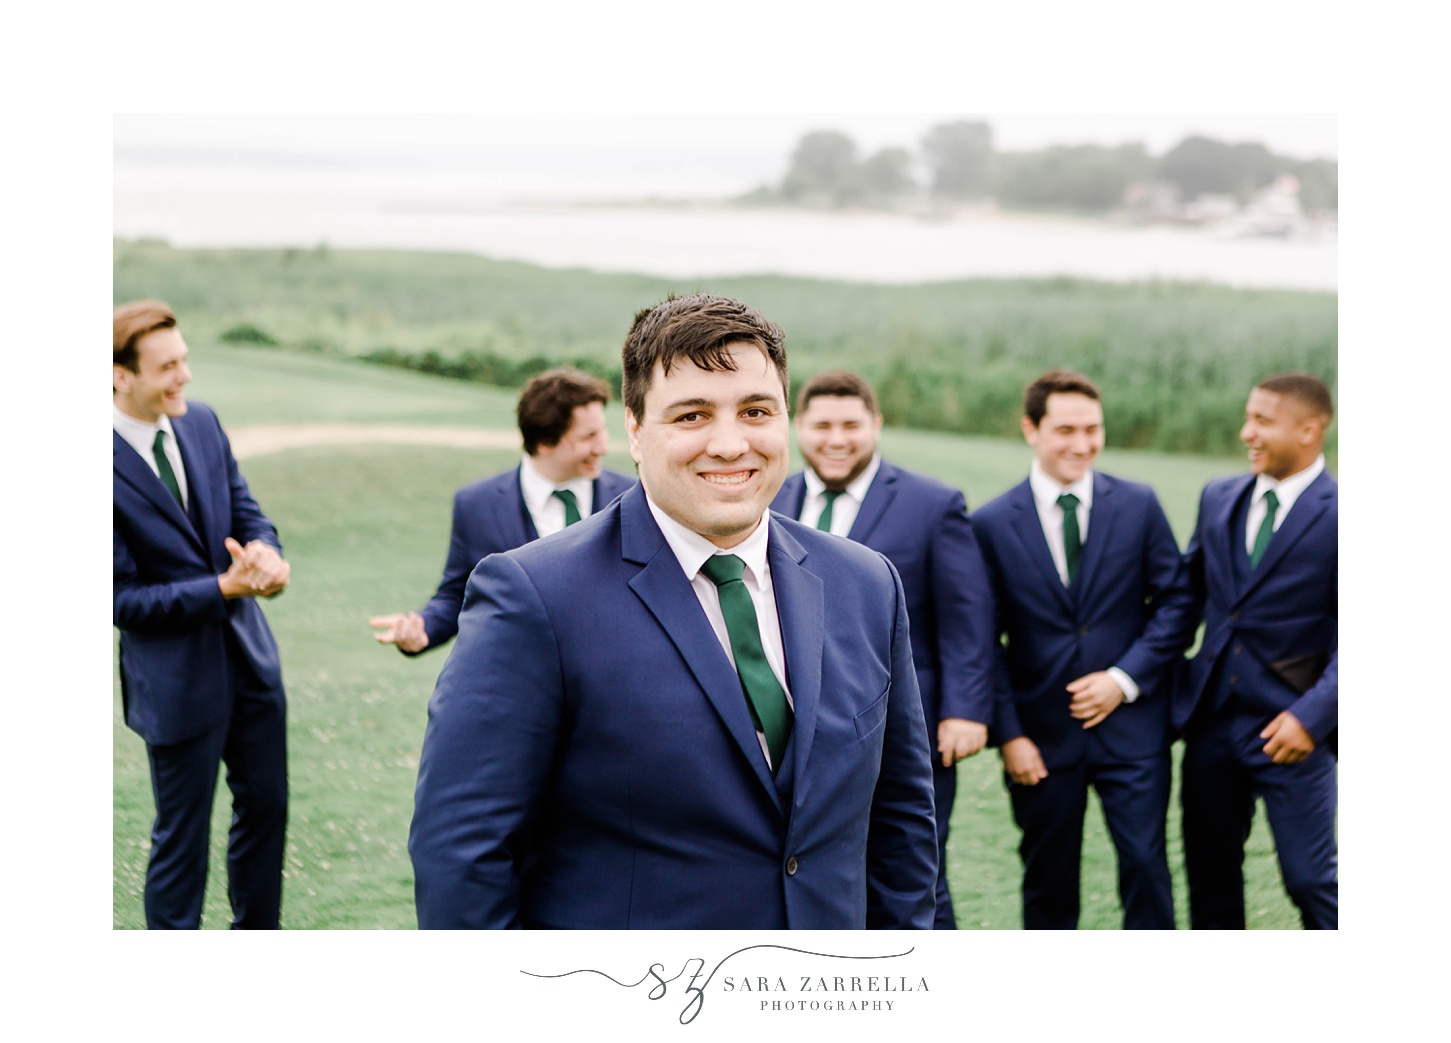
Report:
621,293,787,419
1023,369,1101,427
796,369,879,416
517,367,612,454
1257,373,1334,422
113,299,177,373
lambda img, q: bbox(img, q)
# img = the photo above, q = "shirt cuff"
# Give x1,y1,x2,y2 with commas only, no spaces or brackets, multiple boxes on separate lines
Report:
1107,666,1139,704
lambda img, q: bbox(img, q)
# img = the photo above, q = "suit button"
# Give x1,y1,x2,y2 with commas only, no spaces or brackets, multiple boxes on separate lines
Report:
1079,627,1089,637
1230,676,1240,686
785,857,799,876
1233,645,1243,655
1230,611,1241,622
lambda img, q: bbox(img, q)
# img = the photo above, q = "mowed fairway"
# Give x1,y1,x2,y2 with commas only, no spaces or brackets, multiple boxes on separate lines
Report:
114,344,1305,929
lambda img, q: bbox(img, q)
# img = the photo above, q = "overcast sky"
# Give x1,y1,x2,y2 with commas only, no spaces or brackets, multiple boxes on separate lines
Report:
114,112,1336,201
115,112,1336,156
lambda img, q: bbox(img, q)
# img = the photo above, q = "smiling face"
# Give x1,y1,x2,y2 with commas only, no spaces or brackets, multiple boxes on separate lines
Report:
533,401,608,482
1241,387,1321,479
796,394,882,490
114,327,191,423
625,341,789,548
1021,391,1104,486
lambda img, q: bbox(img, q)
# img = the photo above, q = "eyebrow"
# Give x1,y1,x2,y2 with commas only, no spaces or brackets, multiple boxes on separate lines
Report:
660,393,782,413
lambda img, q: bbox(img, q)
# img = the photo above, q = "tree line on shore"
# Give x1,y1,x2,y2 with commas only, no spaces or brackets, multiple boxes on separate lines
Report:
737,119,1337,216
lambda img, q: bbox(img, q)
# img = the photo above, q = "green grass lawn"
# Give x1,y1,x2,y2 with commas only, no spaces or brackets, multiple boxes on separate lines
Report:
113,343,1309,929
115,240,1336,457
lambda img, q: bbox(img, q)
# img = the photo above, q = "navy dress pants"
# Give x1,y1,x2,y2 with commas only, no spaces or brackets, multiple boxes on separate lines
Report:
143,639,288,929
1181,701,1337,930
932,759,957,929
1007,732,1175,930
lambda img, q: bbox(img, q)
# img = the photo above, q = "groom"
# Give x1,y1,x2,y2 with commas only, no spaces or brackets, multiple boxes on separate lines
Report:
409,293,939,928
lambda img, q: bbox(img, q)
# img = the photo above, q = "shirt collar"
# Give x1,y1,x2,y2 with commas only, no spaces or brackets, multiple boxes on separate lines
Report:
645,492,772,588
519,453,593,514
113,404,175,458
1253,454,1325,506
1029,458,1093,512
803,452,881,504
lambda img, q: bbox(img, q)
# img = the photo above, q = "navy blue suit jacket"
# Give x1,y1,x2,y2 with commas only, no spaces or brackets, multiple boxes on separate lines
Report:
113,402,284,747
1171,470,1338,743
772,461,997,726
972,472,1193,768
409,485,938,929
417,465,636,650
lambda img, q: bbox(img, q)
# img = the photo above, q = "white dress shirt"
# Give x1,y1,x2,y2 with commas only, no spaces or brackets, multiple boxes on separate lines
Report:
113,404,189,509
1246,454,1325,554
645,495,793,767
518,454,595,539
799,453,881,537
1027,460,1140,703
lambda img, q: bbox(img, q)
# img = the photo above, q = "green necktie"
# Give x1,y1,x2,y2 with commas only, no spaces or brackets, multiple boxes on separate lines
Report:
1057,492,1081,585
552,488,582,526
816,488,844,532
700,554,793,771
152,430,183,507
1249,489,1280,569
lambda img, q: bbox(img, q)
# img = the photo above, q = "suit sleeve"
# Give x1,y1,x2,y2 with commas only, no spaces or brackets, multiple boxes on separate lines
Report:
930,493,999,724
1112,492,1198,693
409,552,564,928
865,557,939,930
1178,486,1211,633
1290,558,1337,741
416,489,474,652
113,524,229,630
1291,649,1337,741
220,418,282,551
973,523,1023,745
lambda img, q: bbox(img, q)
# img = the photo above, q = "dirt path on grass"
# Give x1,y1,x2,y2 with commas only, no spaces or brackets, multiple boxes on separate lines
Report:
229,424,521,460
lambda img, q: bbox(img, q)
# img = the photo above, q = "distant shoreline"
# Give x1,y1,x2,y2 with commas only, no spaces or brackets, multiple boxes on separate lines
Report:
378,196,1106,227
113,193,1337,291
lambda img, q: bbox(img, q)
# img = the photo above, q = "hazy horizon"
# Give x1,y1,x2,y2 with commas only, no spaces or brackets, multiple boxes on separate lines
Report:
115,113,1337,204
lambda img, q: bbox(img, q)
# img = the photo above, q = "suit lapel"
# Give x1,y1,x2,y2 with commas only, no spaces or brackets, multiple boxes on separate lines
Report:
1215,475,1256,601
846,463,897,543
171,413,214,553
500,466,539,545
1005,480,1072,613
774,472,807,522
620,489,781,805
1236,470,1335,603
1072,472,1118,605
767,524,824,791
589,473,617,516
113,430,205,555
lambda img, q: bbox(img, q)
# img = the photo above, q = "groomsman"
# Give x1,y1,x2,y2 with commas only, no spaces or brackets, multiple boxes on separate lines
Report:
1173,374,1337,929
113,300,291,928
973,370,1192,929
370,367,635,654
771,369,997,929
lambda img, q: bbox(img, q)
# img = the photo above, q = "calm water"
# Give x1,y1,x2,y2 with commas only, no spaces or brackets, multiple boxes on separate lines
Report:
113,181,1337,291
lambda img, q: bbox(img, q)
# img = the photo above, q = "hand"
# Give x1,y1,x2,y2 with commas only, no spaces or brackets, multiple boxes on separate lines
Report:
1067,670,1124,729
239,539,289,595
1260,711,1316,764
369,611,430,654
219,537,290,599
937,718,988,766
1000,736,1048,786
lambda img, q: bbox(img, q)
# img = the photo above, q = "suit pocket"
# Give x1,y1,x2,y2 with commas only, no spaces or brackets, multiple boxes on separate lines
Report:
853,683,891,741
